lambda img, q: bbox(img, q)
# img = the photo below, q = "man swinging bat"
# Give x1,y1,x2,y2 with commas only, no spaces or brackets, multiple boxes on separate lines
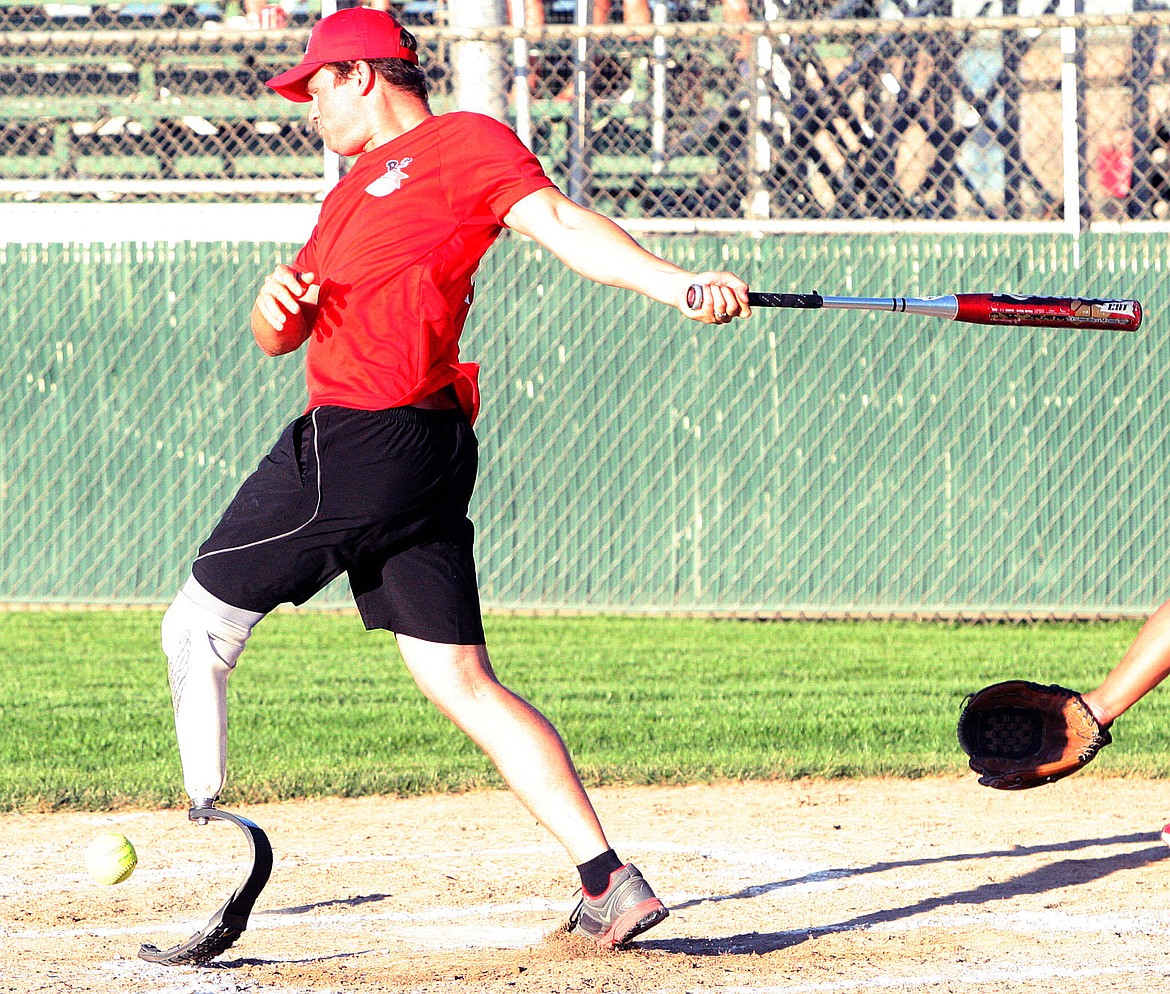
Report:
141,6,750,966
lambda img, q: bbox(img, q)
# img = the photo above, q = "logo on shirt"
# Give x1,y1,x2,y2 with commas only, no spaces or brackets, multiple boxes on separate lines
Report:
365,157,413,198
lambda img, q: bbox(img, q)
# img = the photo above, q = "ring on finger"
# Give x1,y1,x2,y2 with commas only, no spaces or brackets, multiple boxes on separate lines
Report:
714,311,727,320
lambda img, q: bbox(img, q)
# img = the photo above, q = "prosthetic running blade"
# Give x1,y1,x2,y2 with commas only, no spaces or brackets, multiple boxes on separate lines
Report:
139,806,273,966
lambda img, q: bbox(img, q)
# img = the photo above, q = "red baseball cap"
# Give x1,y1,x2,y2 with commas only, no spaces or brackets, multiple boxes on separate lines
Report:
266,7,419,103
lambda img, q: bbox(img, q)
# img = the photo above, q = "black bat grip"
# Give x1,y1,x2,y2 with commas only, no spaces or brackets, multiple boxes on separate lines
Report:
685,285,824,310
747,291,824,309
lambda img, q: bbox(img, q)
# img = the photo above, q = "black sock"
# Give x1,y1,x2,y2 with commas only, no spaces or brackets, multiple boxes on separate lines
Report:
577,848,623,897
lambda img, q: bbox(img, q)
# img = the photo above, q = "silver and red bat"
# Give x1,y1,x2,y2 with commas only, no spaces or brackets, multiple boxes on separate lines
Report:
686,287,1143,332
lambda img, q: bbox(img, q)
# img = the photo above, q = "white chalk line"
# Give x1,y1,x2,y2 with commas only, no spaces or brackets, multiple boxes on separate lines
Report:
711,962,1170,993
14,830,1145,889
10,893,1170,946
5,897,565,941
2,860,257,899
93,963,1170,994
92,954,1170,994
2,844,567,899
100,955,342,994
1,838,818,903
9,832,1170,992
800,906,1170,938
4,819,1166,994
2,838,831,943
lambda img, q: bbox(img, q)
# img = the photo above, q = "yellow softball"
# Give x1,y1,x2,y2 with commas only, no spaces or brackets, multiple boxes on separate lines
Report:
84,832,138,886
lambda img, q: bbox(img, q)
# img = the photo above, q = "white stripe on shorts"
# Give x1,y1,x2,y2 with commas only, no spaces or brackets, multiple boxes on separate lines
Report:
193,408,324,564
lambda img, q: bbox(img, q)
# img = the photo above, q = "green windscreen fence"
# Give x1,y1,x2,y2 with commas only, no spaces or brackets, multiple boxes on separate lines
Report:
2,233,1165,616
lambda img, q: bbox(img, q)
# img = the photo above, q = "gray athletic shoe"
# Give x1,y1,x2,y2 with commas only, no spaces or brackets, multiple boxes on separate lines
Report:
568,863,669,948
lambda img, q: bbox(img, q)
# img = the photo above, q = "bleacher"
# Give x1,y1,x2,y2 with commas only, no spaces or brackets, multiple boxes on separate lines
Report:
7,2,1167,221
0,1,741,211
0,0,327,198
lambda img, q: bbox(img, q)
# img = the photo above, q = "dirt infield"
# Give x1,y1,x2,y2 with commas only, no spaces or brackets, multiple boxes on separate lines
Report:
6,777,1170,994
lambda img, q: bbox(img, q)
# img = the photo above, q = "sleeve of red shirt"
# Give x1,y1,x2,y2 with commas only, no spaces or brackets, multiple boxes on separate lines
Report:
293,225,318,275
448,113,557,222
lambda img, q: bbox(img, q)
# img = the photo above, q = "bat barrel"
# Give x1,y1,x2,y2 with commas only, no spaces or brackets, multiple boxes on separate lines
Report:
954,294,1142,332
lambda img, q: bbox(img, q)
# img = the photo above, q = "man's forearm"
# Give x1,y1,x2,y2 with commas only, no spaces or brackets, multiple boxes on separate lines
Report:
503,187,750,324
540,209,689,303
250,265,318,356
251,303,311,356
1083,598,1170,724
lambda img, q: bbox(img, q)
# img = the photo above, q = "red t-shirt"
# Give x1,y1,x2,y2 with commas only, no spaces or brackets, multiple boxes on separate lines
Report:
293,112,555,423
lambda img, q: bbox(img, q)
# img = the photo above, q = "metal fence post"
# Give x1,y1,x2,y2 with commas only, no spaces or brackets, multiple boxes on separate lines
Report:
449,0,509,122
568,0,591,205
509,0,533,149
1058,0,1088,233
746,1,781,219
651,0,668,176
1128,0,1158,219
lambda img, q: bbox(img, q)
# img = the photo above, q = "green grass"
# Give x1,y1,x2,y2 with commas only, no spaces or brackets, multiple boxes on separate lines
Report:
2,611,1165,812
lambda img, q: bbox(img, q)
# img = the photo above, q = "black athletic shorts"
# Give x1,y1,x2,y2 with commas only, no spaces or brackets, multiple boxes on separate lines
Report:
191,404,485,644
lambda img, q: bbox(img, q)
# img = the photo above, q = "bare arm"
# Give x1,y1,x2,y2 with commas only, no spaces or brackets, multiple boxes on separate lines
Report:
250,265,320,356
502,187,750,324
1082,599,1170,725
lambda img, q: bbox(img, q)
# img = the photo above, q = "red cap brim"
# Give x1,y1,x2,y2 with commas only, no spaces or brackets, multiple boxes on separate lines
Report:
266,62,321,103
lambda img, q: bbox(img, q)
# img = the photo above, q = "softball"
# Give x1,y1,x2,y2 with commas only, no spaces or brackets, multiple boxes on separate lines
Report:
84,832,137,886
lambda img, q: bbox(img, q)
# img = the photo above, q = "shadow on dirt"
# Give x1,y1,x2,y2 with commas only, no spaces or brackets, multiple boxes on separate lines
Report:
265,892,396,915
640,831,1170,956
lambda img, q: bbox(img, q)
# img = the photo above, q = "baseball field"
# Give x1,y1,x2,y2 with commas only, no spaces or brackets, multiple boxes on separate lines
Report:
6,611,1170,993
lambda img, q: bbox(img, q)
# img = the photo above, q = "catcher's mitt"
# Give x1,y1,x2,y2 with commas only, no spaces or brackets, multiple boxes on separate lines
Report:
956,680,1112,790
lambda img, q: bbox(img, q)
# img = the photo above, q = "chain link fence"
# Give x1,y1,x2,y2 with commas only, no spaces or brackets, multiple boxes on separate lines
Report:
2,232,1165,618
4,1,1168,616
5,4,1170,223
